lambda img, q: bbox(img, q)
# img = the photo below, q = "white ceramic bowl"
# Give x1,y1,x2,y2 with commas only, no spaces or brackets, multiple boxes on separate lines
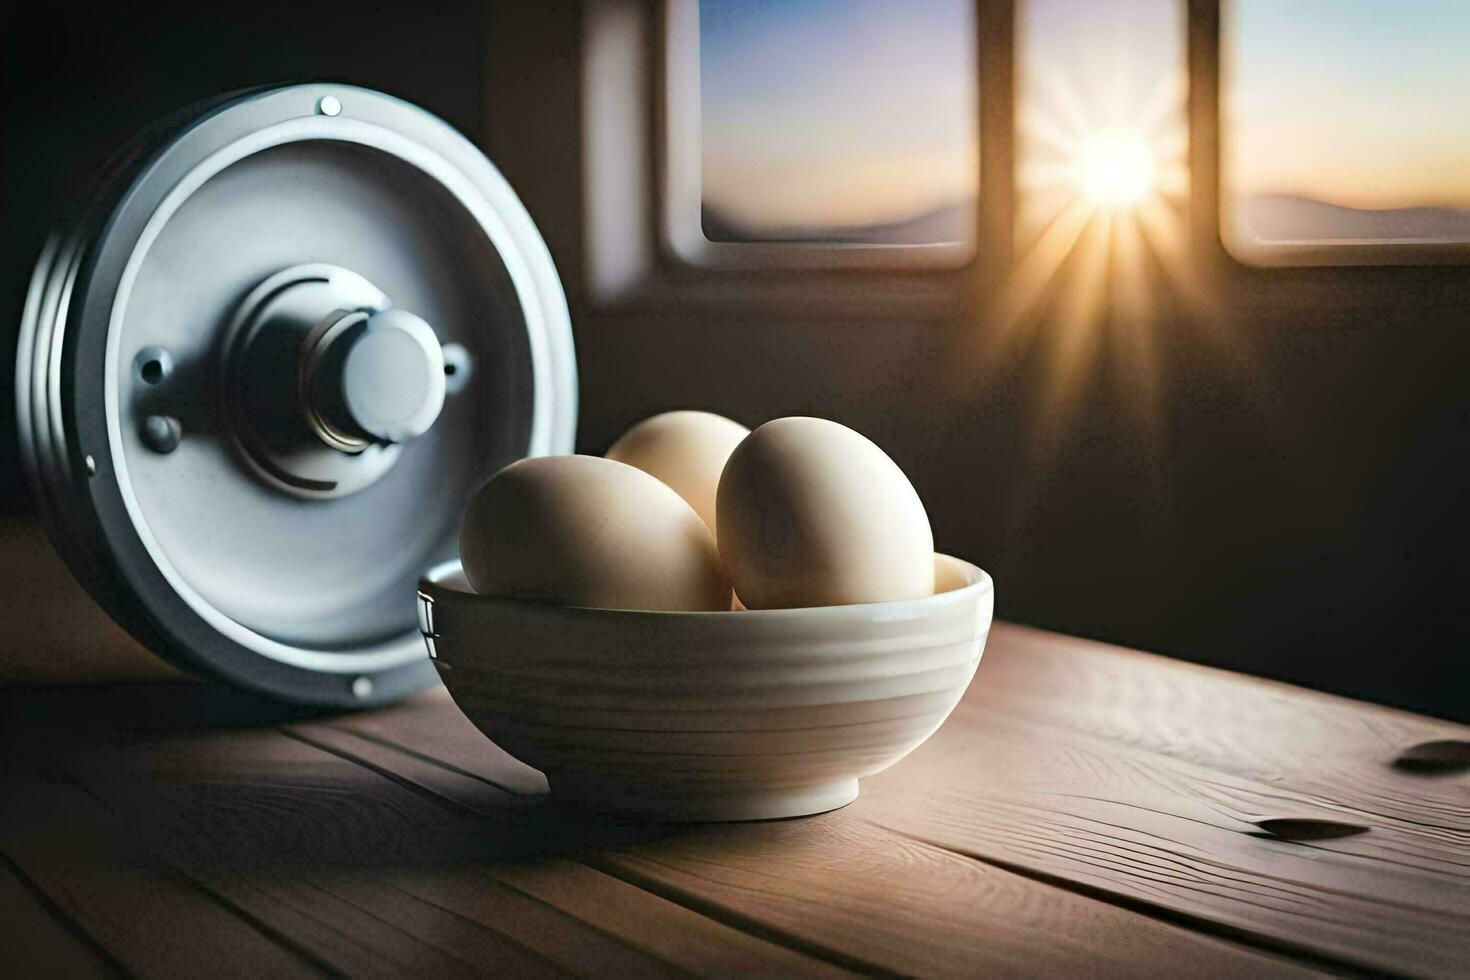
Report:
417,555,993,820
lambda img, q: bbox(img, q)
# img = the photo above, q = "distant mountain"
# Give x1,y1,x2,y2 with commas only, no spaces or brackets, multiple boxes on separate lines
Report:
702,199,974,245
1239,192,1470,243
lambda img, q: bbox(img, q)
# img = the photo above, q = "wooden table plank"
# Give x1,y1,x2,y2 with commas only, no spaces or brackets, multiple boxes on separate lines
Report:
333,688,547,797
861,710,1470,976
952,699,1467,880
3,617,1465,977
976,624,1470,837
309,630,1469,977
344,864,678,979
13,709,840,977
54,728,669,977
310,693,1319,977
960,626,1469,893
168,867,507,979
0,853,119,978
483,859,852,977
589,811,1318,978
0,771,325,978
286,719,849,976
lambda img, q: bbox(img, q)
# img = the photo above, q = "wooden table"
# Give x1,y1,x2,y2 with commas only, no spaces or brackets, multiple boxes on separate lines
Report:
2,623,1467,977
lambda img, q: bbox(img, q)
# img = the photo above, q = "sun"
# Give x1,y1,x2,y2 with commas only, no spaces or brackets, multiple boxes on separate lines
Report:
1075,130,1156,209
983,45,1195,457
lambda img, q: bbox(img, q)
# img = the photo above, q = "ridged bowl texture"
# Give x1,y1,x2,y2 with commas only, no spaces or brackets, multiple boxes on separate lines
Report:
419,554,993,820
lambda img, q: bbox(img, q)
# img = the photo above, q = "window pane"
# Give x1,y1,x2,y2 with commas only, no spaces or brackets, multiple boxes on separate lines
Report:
698,0,978,245
1016,0,1187,251
1226,0,1470,248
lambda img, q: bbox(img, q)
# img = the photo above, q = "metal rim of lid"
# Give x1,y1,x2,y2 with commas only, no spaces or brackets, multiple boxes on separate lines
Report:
16,84,577,706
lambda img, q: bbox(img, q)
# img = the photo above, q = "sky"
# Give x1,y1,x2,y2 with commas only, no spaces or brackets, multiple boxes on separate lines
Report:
699,0,978,234
1022,0,1182,117
1228,0,1470,210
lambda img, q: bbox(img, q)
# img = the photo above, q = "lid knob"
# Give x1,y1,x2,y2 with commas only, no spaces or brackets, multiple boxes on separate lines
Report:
300,307,447,452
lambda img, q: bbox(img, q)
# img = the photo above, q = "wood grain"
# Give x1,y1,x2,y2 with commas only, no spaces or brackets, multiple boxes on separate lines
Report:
590,811,1316,978
0,851,119,978
167,867,518,979
295,717,859,975
307,695,1316,977
58,730,666,976
376,863,687,978
975,624,1470,837
862,709,1470,975
13,712,842,977
2,619,1465,976
334,686,547,797
0,771,323,978
482,858,851,977
306,633,1470,976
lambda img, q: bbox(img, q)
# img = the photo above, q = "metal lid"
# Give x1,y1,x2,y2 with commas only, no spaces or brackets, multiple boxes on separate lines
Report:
17,84,577,706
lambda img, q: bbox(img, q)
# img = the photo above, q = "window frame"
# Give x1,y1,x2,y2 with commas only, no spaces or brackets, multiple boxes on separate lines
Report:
659,0,981,272
1213,0,1470,268
574,0,1470,314
574,0,1013,315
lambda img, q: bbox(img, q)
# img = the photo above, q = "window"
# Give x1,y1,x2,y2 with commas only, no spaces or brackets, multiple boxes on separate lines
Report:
1225,0,1470,262
665,0,979,267
1009,0,1187,328
1016,0,1186,246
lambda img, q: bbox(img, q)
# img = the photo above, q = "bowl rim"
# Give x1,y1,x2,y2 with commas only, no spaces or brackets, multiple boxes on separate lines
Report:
420,553,992,624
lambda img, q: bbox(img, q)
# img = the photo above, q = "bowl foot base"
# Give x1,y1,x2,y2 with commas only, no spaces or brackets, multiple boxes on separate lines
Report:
551,777,860,822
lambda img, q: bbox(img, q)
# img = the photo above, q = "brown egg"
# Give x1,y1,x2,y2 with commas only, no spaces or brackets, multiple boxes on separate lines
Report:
716,417,934,609
606,410,750,536
459,455,732,611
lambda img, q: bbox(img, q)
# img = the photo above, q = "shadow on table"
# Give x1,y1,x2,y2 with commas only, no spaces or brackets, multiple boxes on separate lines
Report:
0,681,688,874
0,678,329,729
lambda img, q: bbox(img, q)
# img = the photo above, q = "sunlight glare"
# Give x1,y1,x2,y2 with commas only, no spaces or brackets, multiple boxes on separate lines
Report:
976,0,1198,464
1075,131,1156,208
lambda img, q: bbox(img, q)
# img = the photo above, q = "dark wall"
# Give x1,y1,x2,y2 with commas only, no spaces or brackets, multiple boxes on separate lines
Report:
0,0,489,508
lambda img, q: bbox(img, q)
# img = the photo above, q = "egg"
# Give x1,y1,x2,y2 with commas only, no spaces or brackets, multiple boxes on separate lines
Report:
605,410,750,535
716,417,934,609
460,455,732,611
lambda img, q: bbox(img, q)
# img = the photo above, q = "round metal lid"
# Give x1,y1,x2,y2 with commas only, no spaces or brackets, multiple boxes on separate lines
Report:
17,84,577,706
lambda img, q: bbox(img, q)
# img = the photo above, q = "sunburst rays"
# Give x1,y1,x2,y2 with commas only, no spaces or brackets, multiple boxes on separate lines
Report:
991,34,1192,452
